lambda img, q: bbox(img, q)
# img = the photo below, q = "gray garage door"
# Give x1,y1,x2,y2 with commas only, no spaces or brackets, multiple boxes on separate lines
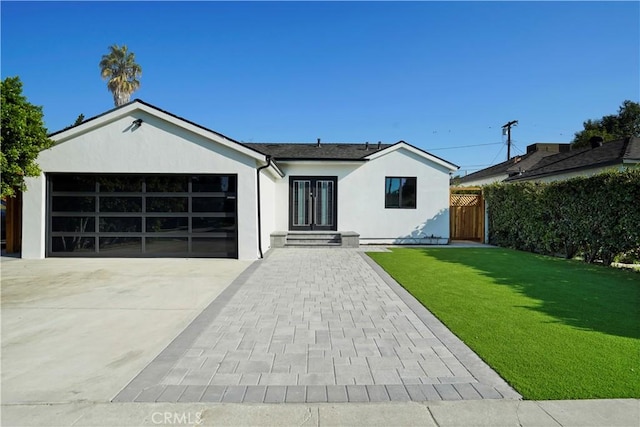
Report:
47,174,237,258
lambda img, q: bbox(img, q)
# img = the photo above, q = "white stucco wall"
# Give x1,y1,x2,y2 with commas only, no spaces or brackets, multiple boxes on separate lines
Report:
22,109,262,260
516,165,634,183
22,175,46,258
456,174,508,187
272,146,454,243
258,170,278,255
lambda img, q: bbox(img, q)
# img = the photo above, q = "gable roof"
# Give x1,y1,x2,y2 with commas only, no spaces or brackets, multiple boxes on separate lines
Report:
457,145,568,184
456,151,537,183
245,140,459,171
506,136,640,181
49,99,269,162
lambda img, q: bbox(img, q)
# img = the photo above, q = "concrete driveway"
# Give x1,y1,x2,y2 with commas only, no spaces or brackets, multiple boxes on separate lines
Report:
1,257,252,404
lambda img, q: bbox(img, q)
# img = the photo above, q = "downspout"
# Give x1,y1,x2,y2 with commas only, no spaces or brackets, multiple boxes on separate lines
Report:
256,155,272,259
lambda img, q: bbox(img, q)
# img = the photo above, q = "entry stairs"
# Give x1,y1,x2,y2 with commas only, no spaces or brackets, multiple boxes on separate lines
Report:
270,231,359,248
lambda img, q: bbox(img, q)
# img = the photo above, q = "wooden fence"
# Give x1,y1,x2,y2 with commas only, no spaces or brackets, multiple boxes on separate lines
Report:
3,192,22,253
450,188,484,242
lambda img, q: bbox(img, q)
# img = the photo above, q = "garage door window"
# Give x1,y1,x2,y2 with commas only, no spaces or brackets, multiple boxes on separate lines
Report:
47,174,238,258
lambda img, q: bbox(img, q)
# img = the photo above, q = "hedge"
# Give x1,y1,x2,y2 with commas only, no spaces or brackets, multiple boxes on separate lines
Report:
484,169,640,265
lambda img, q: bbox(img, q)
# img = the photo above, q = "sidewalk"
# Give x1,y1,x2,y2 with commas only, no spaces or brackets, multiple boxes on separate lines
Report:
3,399,638,426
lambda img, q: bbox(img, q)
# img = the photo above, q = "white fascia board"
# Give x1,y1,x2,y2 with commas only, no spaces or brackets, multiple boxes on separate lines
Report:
457,173,509,186
263,161,285,178
50,101,266,163
364,142,459,171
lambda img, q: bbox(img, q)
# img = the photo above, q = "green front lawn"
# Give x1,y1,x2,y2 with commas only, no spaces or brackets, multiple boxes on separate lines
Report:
368,248,640,400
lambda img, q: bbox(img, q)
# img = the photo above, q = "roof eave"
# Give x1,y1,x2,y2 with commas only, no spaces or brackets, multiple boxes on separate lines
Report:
507,159,625,181
364,141,459,171
458,173,508,184
274,158,369,163
268,160,285,177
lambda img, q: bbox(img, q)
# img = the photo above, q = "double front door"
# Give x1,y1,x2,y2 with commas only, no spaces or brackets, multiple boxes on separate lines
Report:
289,176,337,231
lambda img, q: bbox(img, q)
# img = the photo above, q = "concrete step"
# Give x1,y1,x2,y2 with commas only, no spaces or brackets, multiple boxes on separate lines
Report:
286,232,341,245
287,236,341,245
287,233,341,247
286,232,341,238
285,242,342,247
270,231,359,248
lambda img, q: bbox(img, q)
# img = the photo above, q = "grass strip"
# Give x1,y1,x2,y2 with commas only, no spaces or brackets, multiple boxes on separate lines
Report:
368,247,640,400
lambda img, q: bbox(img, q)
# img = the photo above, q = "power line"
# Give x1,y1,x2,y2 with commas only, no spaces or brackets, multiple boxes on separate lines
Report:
489,143,506,165
510,141,525,155
425,141,503,151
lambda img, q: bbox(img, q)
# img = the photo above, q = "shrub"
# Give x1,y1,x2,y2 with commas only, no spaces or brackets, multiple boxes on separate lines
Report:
484,169,640,265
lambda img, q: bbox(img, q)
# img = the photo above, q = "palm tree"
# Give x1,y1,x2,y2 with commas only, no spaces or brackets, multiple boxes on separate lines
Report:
99,44,142,107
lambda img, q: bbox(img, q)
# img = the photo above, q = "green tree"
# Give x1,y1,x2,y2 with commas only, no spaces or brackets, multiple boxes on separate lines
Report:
1,76,53,198
73,113,85,126
572,100,640,148
99,44,142,107
450,174,463,186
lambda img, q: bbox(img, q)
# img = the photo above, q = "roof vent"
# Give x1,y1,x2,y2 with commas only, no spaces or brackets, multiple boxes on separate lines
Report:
317,138,321,148
365,141,369,150
377,141,381,150
590,136,604,149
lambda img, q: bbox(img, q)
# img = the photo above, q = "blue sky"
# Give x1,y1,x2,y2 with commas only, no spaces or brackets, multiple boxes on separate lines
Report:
2,1,638,174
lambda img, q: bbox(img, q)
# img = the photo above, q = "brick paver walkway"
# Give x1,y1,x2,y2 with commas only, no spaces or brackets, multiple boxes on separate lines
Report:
114,249,520,403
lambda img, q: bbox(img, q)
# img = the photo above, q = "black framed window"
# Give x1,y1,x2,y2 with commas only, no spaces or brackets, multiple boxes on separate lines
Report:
385,177,417,209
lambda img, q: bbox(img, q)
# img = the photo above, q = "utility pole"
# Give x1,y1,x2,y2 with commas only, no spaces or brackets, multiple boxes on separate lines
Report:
502,120,518,160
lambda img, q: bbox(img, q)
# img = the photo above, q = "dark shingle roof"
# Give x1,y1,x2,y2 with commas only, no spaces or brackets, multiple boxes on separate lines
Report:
457,158,515,183
507,136,639,181
457,150,557,183
625,136,640,160
243,142,393,160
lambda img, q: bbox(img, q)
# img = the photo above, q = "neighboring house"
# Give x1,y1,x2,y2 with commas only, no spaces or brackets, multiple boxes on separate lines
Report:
455,143,570,186
21,100,458,260
506,136,640,182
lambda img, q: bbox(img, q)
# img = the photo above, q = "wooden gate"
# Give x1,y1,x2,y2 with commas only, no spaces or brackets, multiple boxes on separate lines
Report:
450,188,484,242
3,192,22,253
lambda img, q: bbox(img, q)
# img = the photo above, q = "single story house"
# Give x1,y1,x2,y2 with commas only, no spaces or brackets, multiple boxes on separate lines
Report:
21,100,458,260
455,143,570,187
455,138,639,187
505,136,640,182
450,137,639,244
